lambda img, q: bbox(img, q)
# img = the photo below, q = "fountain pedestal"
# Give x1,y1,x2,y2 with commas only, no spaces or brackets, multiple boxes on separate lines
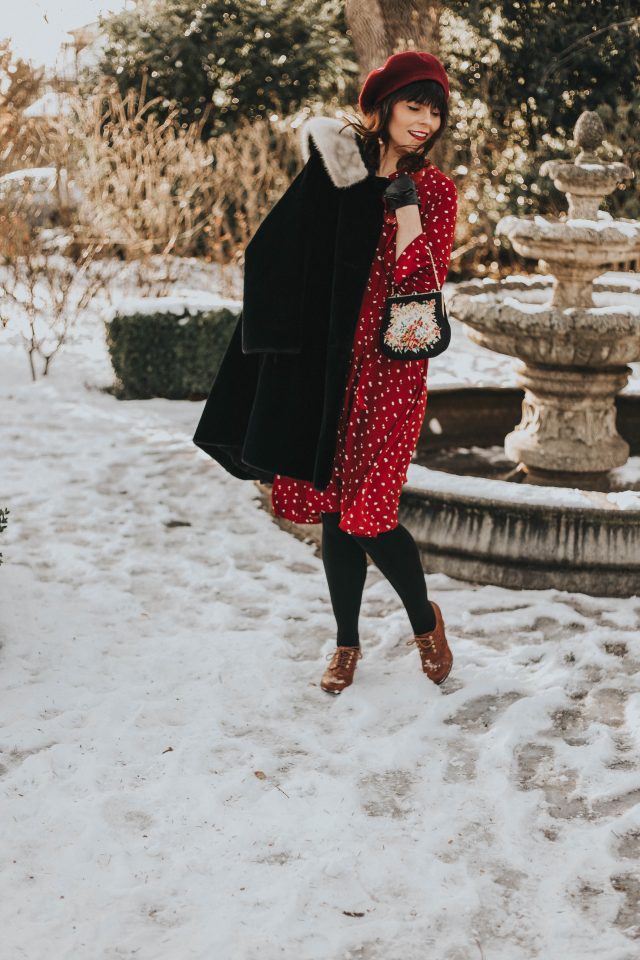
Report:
538,259,605,309
505,362,631,481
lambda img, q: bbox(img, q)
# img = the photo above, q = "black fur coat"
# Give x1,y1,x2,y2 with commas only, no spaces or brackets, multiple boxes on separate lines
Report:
192,117,390,490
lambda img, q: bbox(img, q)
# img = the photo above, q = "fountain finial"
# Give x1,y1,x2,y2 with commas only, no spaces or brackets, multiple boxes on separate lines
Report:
573,110,605,163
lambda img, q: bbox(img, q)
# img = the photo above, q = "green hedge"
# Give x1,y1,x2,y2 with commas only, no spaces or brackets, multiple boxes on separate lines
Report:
105,303,239,400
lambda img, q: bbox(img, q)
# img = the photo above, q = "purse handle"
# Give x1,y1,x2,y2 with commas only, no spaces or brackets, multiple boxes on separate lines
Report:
390,241,442,296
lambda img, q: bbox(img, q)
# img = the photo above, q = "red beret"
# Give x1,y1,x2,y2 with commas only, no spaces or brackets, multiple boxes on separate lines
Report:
358,51,450,114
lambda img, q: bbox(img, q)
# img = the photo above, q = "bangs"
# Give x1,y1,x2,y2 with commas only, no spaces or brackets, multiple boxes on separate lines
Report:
389,79,447,111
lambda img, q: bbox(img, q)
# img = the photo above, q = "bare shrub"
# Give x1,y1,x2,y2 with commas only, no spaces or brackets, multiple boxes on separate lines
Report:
0,202,109,381
48,80,217,260
0,506,8,566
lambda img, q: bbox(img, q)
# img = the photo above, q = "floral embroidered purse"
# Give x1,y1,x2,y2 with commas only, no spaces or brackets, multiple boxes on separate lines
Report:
379,242,451,361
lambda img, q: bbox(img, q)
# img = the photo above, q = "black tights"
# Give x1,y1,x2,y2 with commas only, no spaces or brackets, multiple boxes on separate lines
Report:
320,511,436,647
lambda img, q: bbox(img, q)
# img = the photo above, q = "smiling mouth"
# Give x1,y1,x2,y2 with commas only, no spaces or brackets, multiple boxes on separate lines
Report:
408,130,429,141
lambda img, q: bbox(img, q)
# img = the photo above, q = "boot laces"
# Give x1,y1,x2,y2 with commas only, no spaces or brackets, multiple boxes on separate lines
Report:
406,633,438,655
326,647,362,669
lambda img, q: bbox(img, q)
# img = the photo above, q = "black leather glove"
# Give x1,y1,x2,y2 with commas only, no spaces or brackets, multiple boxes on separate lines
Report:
383,173,419,211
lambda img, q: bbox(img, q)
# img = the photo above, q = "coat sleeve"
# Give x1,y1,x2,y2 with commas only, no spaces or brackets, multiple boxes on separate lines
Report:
391,178,458,294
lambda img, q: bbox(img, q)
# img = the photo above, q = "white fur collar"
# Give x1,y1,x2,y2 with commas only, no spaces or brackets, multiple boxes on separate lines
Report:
298,116,370,189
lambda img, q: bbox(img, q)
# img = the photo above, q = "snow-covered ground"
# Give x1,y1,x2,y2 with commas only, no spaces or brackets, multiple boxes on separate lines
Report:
1,277,640,959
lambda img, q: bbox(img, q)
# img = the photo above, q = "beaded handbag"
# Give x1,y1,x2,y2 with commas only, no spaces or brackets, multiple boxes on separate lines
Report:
379,242,451,361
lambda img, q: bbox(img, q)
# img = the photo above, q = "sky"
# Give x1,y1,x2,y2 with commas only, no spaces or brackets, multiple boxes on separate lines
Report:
3,0,130,67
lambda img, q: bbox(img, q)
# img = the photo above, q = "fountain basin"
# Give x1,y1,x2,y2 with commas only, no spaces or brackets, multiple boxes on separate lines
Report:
539,155,634,221
397,387,640,597
496,213,640,270
448,274,640,476
400,463,640,596
449,275,640,366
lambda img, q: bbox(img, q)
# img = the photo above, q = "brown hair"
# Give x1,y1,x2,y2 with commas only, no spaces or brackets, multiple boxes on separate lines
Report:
340,78,449,176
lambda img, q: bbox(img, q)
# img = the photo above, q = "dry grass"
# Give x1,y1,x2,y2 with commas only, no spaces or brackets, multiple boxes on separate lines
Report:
51,81,217,259
0,41,47,177
44,81,300,270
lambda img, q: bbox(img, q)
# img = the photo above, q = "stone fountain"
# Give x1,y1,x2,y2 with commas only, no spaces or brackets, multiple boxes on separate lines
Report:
449,111,640,487
394,111,640,596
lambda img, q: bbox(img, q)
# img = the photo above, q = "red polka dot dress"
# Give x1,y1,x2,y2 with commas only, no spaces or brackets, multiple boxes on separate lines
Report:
271,161,458,537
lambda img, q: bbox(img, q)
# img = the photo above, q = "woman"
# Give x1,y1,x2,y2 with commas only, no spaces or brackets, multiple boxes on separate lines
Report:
193,51,457,694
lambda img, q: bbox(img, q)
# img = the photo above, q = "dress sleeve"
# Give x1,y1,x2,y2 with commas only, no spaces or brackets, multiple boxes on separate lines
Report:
391,180,458,294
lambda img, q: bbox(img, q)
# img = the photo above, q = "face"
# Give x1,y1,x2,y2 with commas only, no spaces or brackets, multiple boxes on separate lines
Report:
386,99,442,154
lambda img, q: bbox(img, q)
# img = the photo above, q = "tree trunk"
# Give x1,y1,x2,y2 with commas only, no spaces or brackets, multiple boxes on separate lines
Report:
345,0,441,81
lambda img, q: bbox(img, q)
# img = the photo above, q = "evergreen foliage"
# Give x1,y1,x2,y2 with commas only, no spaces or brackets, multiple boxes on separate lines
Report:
448,1,638,130
443,1,639,219
94,0,357,137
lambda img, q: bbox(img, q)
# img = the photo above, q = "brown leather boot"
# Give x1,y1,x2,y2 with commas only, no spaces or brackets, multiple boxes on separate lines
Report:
406,601,453,685
320,646,363,695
